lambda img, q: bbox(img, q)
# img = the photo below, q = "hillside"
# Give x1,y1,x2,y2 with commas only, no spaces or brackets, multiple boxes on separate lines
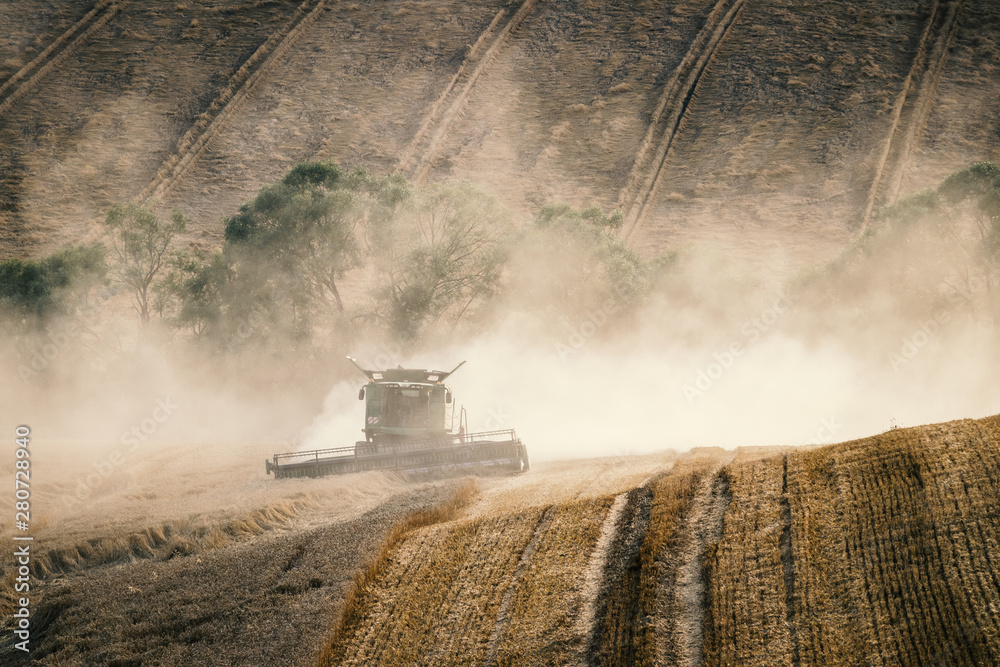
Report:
2,415,998,664
0,0,997,273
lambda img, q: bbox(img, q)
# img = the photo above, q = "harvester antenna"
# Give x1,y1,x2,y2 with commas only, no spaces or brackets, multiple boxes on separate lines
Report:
346,356,376,379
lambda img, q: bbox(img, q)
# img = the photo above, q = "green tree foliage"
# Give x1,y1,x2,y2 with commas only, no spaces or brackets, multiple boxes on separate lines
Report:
103,202,186,325
801,162,1000,329
154,249,231,338
156,164,659,349
0,245,106,323
508,203,649,320
367,182,511,340
225,162,402,313
938,161,1000,256
213,162,411,348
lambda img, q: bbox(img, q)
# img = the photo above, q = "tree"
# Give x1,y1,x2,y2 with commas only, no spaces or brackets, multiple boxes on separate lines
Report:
225,162,388,314
938,161,1000,258
506,203,649,320
103,203,186,325
0,244,106,323
366,182,511,340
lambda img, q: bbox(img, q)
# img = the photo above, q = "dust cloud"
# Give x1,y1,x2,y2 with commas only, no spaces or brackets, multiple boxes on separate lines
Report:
302,223,1000,462
3,188,999,480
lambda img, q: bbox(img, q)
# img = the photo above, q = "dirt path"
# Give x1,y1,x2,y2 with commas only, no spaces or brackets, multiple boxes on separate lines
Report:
668,465,732,667
577,492,630,662
585,486,655,666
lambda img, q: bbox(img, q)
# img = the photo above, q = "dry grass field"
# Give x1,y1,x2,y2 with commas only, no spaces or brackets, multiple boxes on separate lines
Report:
0,416,998,664
0,0,996,273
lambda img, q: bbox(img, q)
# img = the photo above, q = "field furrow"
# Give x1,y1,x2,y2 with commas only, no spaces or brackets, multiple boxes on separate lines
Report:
619,0,747,239
861,0,968,230
158,0,508,242
0,0,120,121
628,0,934,273
139,0,328,205
0,0,306,256
582,491,633,665
407,0,723,215
897,0,1000,194
404,0,539,183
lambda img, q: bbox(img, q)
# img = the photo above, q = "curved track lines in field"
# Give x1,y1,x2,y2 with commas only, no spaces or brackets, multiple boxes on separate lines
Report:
0,0,121,120
618,0,746,240
483,505,554,667
674,466,730,667
401,0,538,184
577,491,629,663
860,0,967,232
138,0,327,205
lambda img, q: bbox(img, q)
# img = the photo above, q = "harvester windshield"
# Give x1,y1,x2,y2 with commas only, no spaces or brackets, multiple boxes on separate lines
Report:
383,386,431,428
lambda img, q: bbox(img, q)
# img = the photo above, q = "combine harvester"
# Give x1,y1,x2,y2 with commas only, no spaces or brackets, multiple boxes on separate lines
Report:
266,357,530,479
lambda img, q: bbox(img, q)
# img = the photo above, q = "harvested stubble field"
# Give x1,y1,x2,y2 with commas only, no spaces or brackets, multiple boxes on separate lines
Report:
1,0,997,275
1,417,999,664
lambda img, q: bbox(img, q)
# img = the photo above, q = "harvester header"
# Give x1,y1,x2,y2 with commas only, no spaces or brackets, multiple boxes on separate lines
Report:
266,357,529,479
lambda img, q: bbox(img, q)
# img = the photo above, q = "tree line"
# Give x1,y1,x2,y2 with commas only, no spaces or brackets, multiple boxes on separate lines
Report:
0,161,653,353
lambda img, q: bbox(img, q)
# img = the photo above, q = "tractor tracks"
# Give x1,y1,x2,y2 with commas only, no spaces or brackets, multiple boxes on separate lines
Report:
859,0,967,232
780,455,801,667
0,0,122,121
137,0,327,205
483,504,554,667
672,467,730,667
399,0,539,184
619,0,747,240
578,492,631,662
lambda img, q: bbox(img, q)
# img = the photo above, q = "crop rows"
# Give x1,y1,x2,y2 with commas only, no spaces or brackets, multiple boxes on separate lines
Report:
0,0,121,121
702,455,793,667
322,496,619,666
315,453,732,666
619,0,747,239
329,507,543,665
139,0,328,205
702,416,1000,666
860,0,968,231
